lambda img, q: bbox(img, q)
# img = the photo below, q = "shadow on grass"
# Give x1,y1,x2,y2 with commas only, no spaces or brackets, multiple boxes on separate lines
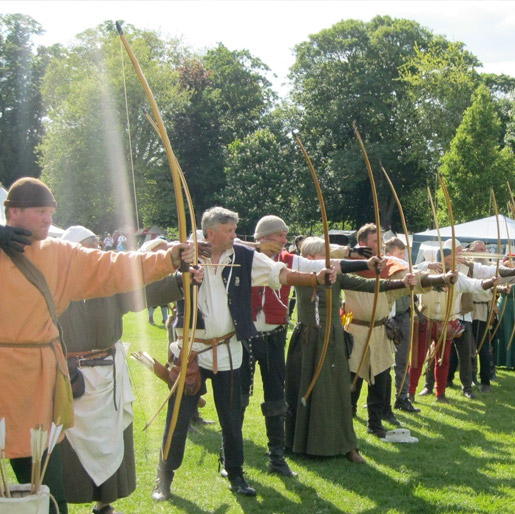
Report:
297,370,515,513
144,370,515,514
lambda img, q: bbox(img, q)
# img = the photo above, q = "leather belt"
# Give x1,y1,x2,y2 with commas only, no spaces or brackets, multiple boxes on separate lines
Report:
350,316,388,327
67,345,115,359
178,331,235,374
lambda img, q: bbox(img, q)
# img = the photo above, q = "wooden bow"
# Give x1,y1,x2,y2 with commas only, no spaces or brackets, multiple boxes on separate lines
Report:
475,188,501,357
351,122,381,389
116,22,197,460
436,174,456,364
489,215,511,342
293,132,332,406
507,181,515,217
380,164,415,399
424,178,454,368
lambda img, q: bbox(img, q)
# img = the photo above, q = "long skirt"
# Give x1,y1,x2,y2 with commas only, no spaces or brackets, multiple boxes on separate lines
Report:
285,323,357,457
61,424,136,504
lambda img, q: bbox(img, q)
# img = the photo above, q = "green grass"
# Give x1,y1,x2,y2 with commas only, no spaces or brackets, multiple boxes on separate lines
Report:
60,310,515,513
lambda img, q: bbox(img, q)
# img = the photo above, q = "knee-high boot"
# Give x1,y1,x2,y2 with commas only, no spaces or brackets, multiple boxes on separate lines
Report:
263,400,297,477
152,460,174,501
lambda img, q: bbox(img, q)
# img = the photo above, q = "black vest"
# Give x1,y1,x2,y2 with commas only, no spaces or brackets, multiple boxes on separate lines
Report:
174,244,256,341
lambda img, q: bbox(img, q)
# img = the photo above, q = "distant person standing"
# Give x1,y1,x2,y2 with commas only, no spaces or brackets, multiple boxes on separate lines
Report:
117,233,127,252
103,233,114,251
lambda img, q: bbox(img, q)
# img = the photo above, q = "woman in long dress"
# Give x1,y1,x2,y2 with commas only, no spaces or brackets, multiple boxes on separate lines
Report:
285,237,413,461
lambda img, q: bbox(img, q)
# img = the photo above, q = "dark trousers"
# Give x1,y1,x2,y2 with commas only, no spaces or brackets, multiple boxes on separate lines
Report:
158,367,244,481
472,319,491,385
10,443,68,514
241,327,286,403
351,368,390,429
393,311,411,398
446,321,473,392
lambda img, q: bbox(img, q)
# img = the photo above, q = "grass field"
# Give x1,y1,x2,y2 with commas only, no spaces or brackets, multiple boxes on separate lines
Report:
60,310,515,514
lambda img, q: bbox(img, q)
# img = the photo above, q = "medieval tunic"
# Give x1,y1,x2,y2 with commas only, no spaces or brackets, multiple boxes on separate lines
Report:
0,238,177,459
345,260,425,383
162,244,286,481
59,277,181,504
285,274,398,457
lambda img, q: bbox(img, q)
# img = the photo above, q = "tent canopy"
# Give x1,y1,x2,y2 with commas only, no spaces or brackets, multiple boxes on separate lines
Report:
412,214,515,263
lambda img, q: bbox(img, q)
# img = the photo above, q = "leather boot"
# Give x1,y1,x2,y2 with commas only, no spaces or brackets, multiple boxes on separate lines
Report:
151,465,173,501
265,414,297,477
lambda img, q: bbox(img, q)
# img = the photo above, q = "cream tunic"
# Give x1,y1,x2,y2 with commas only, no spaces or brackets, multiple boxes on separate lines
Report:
346,270,428,383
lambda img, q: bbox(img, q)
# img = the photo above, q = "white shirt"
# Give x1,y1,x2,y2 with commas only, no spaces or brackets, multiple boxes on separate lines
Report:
172,246,285,371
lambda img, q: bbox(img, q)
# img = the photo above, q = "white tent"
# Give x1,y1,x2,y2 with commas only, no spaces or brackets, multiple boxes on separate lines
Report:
0,183,64,238
412,214,515,263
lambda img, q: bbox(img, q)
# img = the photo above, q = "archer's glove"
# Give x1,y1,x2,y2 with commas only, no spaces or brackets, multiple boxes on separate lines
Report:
350,246,373,259
197,241,212,259
0,225,32,253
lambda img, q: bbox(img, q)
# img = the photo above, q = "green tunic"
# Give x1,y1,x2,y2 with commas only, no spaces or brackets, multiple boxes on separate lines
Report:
496,288,515,368
285,273,383,456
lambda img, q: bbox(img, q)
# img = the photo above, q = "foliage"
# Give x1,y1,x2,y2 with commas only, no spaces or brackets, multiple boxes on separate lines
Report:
2,14,515,237
220,127,298,236
0,14,52,187
289,16,443,232
39,22,191,233
39,28,275,233
398,39,481,175
438,84,515,223
170,44,276,221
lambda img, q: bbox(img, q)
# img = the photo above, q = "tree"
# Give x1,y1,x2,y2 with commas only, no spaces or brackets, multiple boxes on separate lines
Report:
0,14,52,187
171,44,276,218
438,84,515,223
220,128,298,236
289,16,444,232
40,22,190,233
398,39,481,176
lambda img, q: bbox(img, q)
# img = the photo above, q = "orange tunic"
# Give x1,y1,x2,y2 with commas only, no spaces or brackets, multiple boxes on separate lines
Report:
0,239,176,458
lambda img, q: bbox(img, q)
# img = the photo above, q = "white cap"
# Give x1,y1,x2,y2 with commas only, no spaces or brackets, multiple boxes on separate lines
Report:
140,238,168,252
189,230,204,242
382,428,419,443
61,225,96,244
444,238,462,250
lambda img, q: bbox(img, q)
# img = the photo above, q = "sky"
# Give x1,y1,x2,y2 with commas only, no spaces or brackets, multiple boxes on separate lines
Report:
2,0,515,96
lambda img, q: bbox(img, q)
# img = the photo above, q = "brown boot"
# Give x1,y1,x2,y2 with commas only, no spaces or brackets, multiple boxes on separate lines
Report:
346,449,366,464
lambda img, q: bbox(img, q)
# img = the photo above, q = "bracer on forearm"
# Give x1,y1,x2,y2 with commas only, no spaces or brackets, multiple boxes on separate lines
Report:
339,259,369,273
420,273,447,288
285,270,318,287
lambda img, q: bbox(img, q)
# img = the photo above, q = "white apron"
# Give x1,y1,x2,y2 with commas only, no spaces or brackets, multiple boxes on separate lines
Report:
65,342,134,486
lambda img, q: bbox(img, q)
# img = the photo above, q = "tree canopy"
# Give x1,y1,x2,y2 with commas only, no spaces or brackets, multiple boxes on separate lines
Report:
0,14,514,238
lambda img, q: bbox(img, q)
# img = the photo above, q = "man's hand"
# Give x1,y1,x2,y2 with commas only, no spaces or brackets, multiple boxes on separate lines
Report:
402,273,418,288
258,240,283,256
444,270,459,285
367,256,385,272
197,241,212,259
169,242,195,268
0,225,32,253
428,262,443,273
349,246,373,259
316,266,336,286
191,265,204,285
